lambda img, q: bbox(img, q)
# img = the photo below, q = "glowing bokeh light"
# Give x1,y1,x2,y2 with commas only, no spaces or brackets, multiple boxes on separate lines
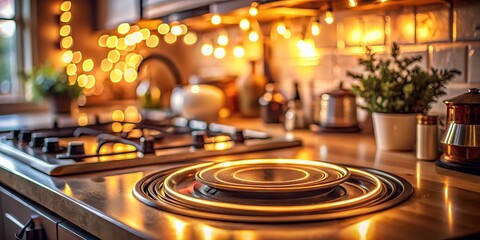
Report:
140,28,150,40
101,59,113,72
59,25,71,37
110,69,123,83
62,50,73,63
213,47,226,59
248,31,259,42
60,12,71,23
249,3,259,16
325,11,334,24
108,50,121,63
106,36,119,48
98,34,108,47
201,43,213,56
77,74,88,87
217,32,228,46
211,14,221,25
85,75,96,89
183,32,197,45
60,1,71,12
171,25,183,36
239,18,250,30
116,37,127,50
311,21,320,36
66,63,77,76
158,23,170,35
276,22,287,35
124,68,138,83
146,35,159,48
82,59,94,72
233,45,245,58
164,32,177,44
61,36,74,49
72,51,82,63
117,23,130,35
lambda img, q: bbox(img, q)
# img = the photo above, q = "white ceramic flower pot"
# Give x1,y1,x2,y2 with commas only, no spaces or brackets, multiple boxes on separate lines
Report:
372,112,417,151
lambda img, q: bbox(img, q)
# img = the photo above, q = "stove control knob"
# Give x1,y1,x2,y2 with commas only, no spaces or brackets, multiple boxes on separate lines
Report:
10,130,20,140
29,134,45,148
67,141,85,156
191,131,206,149
233,129,245,144
19,131,32,143
42,137,62,153
140,137,155,154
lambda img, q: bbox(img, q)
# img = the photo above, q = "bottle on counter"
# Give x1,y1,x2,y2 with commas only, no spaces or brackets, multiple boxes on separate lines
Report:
416,114,439,161
284,82,307,130
259,83,286,123
238,61,266,117
136,65,162,109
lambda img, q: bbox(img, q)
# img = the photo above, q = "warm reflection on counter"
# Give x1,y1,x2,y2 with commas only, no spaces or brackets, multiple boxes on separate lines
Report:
165,215,188,240
357,219,372,240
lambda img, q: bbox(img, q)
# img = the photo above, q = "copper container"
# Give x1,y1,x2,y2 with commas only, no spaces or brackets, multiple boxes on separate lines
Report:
440,88,480,164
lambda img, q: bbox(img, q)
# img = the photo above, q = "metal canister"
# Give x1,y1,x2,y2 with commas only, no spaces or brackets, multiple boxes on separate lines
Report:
416,114,439,161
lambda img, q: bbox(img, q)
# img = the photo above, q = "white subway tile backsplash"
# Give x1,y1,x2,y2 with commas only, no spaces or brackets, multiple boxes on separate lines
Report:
455,1,480,41
431,45,467,83
391,8,415,44
416,5,451,43
333,54,365,83
314,23,337,48
312,55,334,81
398,45,428,70
429,86,472,115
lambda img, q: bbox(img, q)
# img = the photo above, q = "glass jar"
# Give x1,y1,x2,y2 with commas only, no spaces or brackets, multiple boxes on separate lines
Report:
259,83,285,123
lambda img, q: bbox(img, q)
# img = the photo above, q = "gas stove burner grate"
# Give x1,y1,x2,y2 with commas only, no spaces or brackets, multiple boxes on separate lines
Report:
133,159,413,223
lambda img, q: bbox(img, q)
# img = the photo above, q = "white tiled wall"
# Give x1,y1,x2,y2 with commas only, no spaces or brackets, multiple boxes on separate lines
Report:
191,2,480,120
267,2,480,120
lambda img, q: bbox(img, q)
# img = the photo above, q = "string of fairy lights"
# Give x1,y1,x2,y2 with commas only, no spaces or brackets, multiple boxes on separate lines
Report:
59,1,101,97
58,1,199,97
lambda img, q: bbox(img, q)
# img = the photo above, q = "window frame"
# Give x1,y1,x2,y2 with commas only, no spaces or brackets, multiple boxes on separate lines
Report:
0,0,42,113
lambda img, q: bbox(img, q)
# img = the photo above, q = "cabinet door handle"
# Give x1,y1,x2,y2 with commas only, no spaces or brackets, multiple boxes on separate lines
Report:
15,214,46,240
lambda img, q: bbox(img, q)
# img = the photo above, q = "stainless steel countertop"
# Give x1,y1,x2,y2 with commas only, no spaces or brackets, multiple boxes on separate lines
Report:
1,116,480,239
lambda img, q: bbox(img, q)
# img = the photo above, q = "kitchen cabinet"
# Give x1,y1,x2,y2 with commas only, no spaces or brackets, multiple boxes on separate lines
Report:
0,186,97,240
96,0,140,30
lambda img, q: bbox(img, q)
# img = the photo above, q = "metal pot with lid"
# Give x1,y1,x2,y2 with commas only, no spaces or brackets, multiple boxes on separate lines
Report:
312,82,359,131
441,88,480,163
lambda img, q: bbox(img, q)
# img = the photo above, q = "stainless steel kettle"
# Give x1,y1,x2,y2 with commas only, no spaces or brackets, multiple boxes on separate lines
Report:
312,83,359,130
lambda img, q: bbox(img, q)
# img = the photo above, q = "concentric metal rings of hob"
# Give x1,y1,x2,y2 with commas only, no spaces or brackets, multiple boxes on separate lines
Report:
133,159,413,223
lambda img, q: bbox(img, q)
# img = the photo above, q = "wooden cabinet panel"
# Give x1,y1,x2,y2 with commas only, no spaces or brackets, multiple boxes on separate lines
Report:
96,0,140,30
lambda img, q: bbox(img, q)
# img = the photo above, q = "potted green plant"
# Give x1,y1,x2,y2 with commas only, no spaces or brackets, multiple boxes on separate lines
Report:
347,43,460,151
24,63,82,114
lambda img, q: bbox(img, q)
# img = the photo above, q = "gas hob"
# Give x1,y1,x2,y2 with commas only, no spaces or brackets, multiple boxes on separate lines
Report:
0,117,302,176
